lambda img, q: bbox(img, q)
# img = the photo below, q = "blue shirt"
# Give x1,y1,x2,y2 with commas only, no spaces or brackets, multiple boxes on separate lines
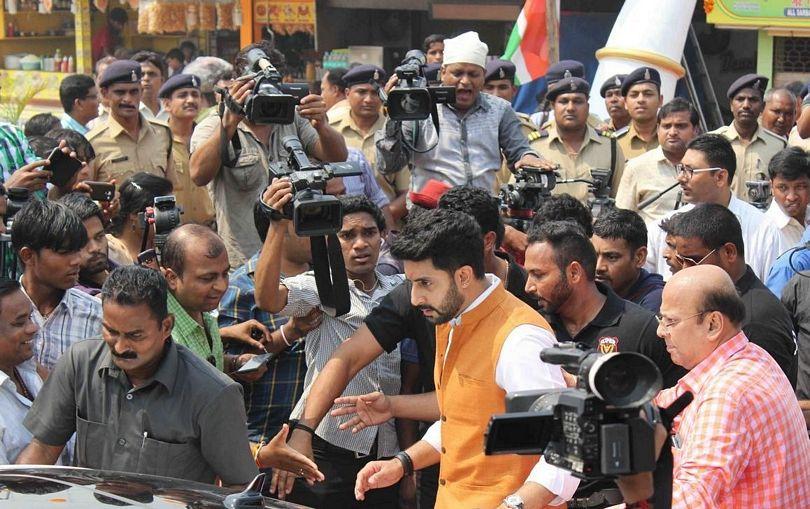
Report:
625,268,664,314
60,113,89,135
765,227,810,297
217,252,307,444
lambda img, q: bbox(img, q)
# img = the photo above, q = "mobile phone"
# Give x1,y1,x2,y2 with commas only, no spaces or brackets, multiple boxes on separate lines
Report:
85,181,115,202
236,352,279,374
47,147,83,188
137,249,158,270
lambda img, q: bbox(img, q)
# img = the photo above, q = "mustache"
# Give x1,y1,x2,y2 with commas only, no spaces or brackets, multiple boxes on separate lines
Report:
419,306,439,313
112,349,137,359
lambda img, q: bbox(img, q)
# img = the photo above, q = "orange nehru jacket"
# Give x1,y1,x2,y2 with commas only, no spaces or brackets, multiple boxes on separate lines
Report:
433,281,553,508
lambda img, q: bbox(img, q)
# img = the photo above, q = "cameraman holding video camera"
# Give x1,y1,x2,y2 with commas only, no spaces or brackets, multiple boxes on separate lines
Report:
189,41,347,268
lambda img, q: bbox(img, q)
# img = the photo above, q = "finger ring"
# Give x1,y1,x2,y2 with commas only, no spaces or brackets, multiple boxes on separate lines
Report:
299,468,304,476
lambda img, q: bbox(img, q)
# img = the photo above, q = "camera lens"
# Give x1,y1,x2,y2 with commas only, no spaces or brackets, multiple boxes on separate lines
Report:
588,352,662,408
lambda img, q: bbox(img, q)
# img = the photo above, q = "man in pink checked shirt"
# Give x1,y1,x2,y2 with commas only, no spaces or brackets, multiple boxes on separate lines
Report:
621,264,810,508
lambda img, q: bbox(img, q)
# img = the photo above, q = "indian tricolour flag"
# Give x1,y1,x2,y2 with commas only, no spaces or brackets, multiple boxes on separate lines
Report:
502,0,558,85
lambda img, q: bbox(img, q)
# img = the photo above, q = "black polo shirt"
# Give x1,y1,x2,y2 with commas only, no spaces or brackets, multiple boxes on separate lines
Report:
543,282,686,389
496,251,540,311
367,269,540,391
736,265,798,387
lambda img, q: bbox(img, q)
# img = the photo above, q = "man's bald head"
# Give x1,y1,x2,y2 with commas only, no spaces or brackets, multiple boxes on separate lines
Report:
161,224,226,277
667,265,744,324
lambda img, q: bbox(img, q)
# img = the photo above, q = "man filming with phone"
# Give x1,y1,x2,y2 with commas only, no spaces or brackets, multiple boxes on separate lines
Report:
190,41,347,269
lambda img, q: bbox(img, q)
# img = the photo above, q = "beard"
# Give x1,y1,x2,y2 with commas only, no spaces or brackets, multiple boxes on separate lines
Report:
536,276,573,314
420,281,465,325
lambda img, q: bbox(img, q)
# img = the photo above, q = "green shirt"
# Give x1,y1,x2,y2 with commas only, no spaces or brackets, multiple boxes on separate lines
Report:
167,292,224,371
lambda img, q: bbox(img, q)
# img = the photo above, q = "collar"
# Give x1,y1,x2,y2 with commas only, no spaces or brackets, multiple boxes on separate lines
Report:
734,264,759,294
677,331,749,395
170,123,196,145
334,109,385,135
727,121,765,143
587,282,625,327
765,200,809,230
19,281,72,319
449,274,500,327
98,338,179,394
107,112,148,140
628,122,657,144
726,194,746,215
246,252,260,277
650,145,677,165
547,124,604,146
445,92,488,116
167,291,215,334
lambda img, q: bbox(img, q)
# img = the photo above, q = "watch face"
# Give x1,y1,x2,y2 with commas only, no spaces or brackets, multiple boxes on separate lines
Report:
505,494,524,508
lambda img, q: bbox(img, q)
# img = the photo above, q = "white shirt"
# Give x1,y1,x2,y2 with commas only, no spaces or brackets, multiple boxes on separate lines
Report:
763,200,810,258
139,102,169,122
0,360,43,463
422,275,580,505
646,194,781,280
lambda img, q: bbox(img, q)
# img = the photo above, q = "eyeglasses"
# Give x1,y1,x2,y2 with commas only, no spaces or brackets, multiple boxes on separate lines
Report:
655,311,706,333
674,248,717,267
674,164,722,180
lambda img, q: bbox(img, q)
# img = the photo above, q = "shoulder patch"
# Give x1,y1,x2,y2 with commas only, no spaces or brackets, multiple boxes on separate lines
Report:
85,124,109,140
147,118,170,129
613,125,629,138
528,130,549,141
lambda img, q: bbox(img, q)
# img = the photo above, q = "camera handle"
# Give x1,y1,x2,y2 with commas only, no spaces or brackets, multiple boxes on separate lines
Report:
310,234,351,317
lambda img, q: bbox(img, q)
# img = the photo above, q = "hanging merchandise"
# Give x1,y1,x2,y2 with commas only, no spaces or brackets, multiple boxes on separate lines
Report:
215,0,234,31
199,0,217,31
137,0,153,32
185,2,199,31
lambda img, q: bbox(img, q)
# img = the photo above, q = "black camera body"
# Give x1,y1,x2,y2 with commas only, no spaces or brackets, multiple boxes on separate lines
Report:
139,195,183,254
499,166,558,232
242,48,309,125
746,180,771,210
588,168,616,218
269,136,361,236
5,187,31,233
485,344,663,479
387,50,456,121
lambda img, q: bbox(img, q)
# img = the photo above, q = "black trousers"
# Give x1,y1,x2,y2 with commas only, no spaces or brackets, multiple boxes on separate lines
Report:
286,435,399,509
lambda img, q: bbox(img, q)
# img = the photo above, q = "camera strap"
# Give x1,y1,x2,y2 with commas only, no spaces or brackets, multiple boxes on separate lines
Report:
310,234,351,317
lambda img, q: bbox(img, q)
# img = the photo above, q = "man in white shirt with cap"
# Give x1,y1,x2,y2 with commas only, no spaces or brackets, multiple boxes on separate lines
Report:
376,31,551,196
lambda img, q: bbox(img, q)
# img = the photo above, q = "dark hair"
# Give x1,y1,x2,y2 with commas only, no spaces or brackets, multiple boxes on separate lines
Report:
592,208,647,252
161,225,226,277
59,74,96,114
11,199,87,256
45,128,95,163
341,195,386,232
669,203,744,257
101,265,168,323
26,135,58,159
0,278,21,312
783,81,805,100
132,50,167,80
527,220,596,280
253,200,271,243
768,146,810,182
685,133,737,183
391,208,485,278
110,172,173,235
325,67,347,88
438,186,504,247
24,113,61,138
658,213,681,235
233,40,286,77
109,7,128,24
531,193,594,237
657,97,699,126
166,48,184,62
700,285,746,326
423,34,446,52
59,192,105,225
180,40,197,52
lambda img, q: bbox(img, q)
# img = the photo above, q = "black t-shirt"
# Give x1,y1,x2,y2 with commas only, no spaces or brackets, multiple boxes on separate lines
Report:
544,282,686,389
781,270,810,399
737,265,798,387
497,251,540,311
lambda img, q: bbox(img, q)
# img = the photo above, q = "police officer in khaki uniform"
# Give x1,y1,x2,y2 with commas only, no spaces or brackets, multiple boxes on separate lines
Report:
711,73,787,201
614,67,662,161
529,76,625,204
600,74,630,133
87,60,175,186
158,73,215,227
531,60,607,132
328,64,408,219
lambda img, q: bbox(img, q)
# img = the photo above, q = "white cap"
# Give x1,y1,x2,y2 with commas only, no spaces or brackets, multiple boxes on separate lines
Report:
442,31,488,69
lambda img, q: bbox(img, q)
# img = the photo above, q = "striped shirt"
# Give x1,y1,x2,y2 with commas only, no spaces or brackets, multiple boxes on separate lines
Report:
22,285,103,371
282,271,403,457
655,332,810,508
0,122,37,184
218,253,307,444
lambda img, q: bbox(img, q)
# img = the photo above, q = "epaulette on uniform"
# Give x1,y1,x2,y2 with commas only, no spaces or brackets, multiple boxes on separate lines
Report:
528,130,549,141
612,125,630,138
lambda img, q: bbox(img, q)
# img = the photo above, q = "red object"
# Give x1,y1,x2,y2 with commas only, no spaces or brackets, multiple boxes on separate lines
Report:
409,179,452,209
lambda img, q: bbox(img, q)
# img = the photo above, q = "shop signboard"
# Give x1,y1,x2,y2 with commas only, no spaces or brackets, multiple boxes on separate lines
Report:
705,0,810,27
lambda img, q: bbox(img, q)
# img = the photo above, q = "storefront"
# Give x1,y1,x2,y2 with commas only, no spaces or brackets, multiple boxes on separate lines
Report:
705,0,810,87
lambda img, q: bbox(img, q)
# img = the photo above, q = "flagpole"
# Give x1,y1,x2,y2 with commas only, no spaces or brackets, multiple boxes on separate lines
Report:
546,0,559,64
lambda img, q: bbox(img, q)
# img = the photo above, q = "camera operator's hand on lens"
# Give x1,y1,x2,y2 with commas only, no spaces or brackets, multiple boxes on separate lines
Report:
383,74,399,95
515,154,556,172
502,225,528,254
354,458,404,501
325,176,345,196
6,159,52,192
331,391,392,433
222,77,254,130
262,178,294,217
298,94,328,129
266,424,324,500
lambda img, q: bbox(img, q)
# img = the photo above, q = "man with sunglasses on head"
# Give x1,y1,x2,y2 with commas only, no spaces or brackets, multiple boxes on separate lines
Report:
663,203,797,386
646,134,781,280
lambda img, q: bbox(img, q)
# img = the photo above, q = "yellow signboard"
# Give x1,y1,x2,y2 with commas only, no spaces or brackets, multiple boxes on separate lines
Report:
705,0,810,28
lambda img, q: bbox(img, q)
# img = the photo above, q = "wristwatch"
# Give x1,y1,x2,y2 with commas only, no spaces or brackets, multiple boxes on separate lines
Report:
503,494,525,509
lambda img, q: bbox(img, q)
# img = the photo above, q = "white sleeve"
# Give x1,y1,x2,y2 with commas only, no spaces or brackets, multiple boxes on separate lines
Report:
0,426,9,464
421,420,441,452
495,324,580,504
749,220,781,280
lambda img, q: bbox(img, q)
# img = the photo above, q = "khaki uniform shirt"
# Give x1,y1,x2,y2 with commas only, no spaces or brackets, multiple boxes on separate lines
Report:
328,109,409,201
170,131,215,227
614,123,660,161
529,125,625,204
87,113,174,184
615,146,681,225
23,338,258,485
788,126,810,151
711,122,786,201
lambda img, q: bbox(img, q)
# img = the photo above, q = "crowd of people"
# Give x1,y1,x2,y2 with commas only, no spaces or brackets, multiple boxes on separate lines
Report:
0,27,809,509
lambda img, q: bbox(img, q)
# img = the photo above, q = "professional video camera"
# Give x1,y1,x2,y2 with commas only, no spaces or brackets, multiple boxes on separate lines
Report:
386,50,455,121
499,165,558,232
746,179,771,210
137,195,183,265
588,168,616,218
0,187,32,279
269,136,361,236
484,343,663,479
237,48,309,125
